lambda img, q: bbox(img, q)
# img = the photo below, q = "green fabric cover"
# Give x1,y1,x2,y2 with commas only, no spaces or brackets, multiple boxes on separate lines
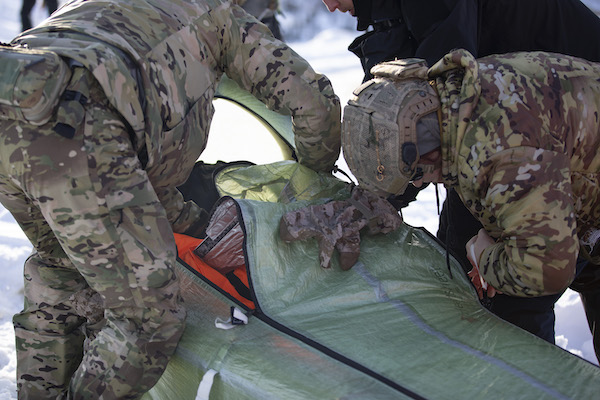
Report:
143,162,600,400
215,160,350,203
143,76,600,399
215,75,295,154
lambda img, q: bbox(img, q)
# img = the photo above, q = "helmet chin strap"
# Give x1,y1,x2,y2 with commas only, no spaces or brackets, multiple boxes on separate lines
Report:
412,163,436,182
418,163,436,175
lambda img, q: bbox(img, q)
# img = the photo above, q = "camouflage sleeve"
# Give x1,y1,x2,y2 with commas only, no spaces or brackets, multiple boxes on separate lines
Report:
212,2,341,172
474,146,578,297
155,186,208,236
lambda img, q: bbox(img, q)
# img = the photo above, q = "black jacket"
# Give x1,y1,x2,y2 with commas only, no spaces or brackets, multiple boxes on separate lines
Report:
350,0,600,80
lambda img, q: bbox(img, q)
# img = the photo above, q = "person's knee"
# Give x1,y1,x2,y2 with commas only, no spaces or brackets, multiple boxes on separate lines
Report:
142,296,186,339
107,288,186,341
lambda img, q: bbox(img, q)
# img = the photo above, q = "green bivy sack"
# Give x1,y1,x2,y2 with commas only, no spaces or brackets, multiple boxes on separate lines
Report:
143,161,600,400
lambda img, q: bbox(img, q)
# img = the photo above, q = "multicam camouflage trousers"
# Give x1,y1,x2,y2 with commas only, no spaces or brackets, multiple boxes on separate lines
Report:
0,69,186,399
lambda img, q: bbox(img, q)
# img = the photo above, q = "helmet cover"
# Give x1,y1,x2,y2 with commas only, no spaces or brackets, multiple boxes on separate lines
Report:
342,72,439,196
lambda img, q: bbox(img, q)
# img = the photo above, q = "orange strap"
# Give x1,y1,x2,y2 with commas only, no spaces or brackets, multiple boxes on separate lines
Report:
174,233,255,309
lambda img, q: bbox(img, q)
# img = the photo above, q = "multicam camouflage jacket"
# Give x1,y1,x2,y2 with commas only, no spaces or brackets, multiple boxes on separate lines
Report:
429,49,600,297
12,0,341,231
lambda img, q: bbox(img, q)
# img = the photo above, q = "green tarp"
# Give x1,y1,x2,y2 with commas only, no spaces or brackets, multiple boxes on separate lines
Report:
214,75,295,159
143,162,600,400
142,75,599,399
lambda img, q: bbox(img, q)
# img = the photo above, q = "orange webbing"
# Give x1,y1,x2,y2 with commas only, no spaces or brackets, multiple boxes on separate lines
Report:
174,233,255,309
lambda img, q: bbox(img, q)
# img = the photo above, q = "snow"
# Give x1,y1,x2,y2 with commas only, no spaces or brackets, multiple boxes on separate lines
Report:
0,0,598,397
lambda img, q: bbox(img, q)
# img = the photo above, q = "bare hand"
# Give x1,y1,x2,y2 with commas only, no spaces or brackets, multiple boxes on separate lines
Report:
466,229,498,299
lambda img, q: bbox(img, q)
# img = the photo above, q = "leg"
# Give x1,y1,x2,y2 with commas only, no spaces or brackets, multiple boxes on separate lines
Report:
437,188,482,274
50,75,186,399
20,0,36,31
1,70,186,399
0,158,88,399
488,293,560,343
13,255,88,398
571,259,600,363
46,0,58,15
579,288,600,363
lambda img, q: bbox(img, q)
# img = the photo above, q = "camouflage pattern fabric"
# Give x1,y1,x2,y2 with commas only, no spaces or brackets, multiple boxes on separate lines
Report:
428,49,600,297
0,68,186,399
0,45,72,126
234,0,283,40
14,0,341,208
0,1,341,397
279,188,403,270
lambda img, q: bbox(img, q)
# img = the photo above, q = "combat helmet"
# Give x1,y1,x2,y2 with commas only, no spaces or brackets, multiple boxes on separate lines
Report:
342,59,440,196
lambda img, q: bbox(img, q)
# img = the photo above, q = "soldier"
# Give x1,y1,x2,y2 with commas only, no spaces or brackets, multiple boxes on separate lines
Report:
341,50,600,362
323,0,600,346
0,0,341,398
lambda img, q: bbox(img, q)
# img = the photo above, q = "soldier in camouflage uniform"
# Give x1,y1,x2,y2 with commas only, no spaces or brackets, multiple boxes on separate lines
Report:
0,0,341,398
342,49,600,361
325,0,600,347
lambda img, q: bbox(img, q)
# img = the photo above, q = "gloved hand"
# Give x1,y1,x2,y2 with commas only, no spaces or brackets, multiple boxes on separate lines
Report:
279,188,403,270
386,183,428,210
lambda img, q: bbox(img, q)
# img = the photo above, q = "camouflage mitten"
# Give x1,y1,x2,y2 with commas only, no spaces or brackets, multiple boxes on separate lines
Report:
279,188,403,270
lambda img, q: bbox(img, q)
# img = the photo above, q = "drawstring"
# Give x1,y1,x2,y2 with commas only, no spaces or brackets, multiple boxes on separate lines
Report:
435,183,440,213
436,184,453,279
333,165,356,184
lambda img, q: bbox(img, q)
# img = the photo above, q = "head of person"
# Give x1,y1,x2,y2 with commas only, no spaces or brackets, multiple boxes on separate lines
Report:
322,1,400,31
342,59,442,197
322,0,356,15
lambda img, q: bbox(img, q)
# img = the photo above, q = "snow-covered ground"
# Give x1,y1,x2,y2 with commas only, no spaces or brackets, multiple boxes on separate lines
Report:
0,0,599,398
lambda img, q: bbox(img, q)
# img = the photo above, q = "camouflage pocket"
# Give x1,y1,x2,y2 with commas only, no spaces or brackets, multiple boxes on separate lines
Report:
0,45,72,125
